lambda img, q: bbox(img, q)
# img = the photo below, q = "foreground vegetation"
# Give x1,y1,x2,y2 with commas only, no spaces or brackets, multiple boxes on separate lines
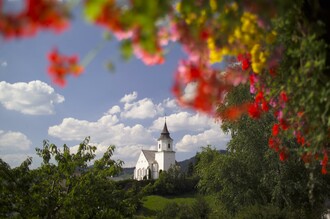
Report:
1,0,330,218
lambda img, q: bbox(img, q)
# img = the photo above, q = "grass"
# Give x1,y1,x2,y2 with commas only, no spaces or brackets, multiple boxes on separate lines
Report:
143,194,196,211
134,194,230,219
134,194,198,218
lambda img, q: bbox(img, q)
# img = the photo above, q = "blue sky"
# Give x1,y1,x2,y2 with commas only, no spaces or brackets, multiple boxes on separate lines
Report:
0,1,230,168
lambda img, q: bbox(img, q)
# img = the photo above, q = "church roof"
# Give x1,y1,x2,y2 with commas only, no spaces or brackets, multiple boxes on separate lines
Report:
158,121,173,141
142,150,157,163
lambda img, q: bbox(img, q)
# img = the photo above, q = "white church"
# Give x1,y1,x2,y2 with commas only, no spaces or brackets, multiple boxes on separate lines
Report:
134,120,176,180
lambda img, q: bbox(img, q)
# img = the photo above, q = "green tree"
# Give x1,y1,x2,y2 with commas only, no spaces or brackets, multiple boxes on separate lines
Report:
196,85,330,217
156,197,210,219
153,165,198,196
187,161,195,177
195,146,223,195
0,137,142,218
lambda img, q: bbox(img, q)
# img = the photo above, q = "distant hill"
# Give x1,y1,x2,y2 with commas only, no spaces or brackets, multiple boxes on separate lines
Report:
112,167,135,180
118,149,227,179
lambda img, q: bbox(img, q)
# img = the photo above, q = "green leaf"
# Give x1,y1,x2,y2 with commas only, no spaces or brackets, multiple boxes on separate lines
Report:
84,0,106,22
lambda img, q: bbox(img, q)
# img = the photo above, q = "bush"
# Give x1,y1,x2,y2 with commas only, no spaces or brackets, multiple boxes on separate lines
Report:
152,167,198,196
156,202,180,219
234,204,285,219
193,197,211,219
156,197,211,219
233,204,324,219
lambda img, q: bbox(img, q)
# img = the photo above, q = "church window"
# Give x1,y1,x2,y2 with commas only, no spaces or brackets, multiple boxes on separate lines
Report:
159,144,160,149
168,143,170,149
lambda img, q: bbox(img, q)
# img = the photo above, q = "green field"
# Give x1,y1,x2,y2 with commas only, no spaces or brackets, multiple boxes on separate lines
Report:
134,194,226,219
134,195,196,218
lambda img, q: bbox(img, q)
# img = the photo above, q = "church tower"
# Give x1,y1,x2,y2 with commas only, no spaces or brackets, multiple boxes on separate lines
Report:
155,119,176,172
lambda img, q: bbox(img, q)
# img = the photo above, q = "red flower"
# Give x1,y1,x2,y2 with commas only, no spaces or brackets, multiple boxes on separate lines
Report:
321,150,328,175
90,0,124,34
269,68,276,76
221,103,250,121
296,132,306,146
255,91,264,103
248,103,261,118
268,137,279,151
200,29,209,40
26,0,69,32
261,100,269,112
322,167,327,175
171,60,228,114
47,48,84,87
280,118,289,130
0,0,69,39
222,106,241,121
280,91,288,102
272,124,280,136
279,149,288,161
249,73,258,86
242,59,250,70
237,53,250,71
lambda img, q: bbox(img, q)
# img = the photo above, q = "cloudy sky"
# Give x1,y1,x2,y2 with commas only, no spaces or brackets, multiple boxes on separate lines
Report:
0,1,230,168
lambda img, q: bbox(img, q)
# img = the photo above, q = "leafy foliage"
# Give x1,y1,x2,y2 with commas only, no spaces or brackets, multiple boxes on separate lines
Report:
0,137,141,218
152,165,198,196
196,85,330,217
156,197,210,219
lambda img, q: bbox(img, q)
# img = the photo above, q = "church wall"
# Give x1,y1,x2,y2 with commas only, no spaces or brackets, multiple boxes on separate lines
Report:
134,152,150,180
155,151,175,172
163,151,176,171
157,139,173,152
155,152,164,171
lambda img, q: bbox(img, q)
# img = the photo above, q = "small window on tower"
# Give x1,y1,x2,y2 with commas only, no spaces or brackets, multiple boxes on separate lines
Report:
159,144,160,149
168,143,170,149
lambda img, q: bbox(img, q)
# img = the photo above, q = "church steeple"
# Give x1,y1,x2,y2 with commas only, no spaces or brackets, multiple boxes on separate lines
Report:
158,119,173,141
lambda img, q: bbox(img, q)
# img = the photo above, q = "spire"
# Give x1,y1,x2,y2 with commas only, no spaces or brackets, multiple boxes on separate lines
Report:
158,118,172,141
161,120,169,134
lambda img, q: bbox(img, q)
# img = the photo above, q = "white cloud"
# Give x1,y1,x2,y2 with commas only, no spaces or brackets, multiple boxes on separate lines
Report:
120,91,138,103
68,143,151,167
151,112,216,132
0,130,32,153
162,98,180,111
121,98,164,119
49,114,157,167
106,105,121,115
0,80,64,115
48,115,155,149
182,82,197,102
175,127,230,152
47,92,230,167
